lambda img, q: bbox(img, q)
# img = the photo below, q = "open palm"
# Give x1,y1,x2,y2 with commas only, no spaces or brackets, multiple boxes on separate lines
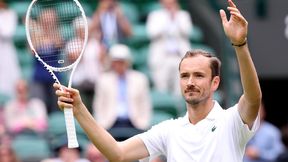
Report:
220,0,247,45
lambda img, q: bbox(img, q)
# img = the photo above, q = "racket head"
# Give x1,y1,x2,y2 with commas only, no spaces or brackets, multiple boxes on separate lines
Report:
25,0,88,72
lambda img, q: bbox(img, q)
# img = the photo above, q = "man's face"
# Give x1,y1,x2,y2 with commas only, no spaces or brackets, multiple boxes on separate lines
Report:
179,56,218,105
40,9,58,28
161,0,177,9
59,147,80,162
111,59,129,75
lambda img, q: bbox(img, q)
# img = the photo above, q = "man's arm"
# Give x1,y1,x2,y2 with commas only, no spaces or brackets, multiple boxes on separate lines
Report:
115,4,133,37
220,0,262,127
53,83,149,162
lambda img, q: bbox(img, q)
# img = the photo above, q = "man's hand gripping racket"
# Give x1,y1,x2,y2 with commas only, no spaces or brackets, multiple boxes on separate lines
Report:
25,0,88,148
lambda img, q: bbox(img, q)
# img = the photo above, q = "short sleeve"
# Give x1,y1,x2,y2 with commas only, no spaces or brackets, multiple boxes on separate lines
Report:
137,120,173,158
227,104,260,148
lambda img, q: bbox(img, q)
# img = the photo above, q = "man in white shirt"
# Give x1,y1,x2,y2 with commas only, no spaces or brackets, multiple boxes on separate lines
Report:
139,100,258,162
0,0,21,100
54,0,262,161
146,0,193,96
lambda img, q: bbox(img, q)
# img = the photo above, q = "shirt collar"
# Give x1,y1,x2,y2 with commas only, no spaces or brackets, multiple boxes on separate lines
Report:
206,101,223,120
181,100,223,125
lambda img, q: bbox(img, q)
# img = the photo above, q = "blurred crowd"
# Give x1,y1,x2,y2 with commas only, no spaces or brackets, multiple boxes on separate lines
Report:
0,0,192,161
1,0,286,162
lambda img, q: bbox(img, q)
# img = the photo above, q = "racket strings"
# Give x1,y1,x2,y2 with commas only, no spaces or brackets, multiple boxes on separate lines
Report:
27,0,86,68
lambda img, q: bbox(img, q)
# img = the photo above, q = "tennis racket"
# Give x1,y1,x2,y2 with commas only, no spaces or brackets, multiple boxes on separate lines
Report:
25,0,88,148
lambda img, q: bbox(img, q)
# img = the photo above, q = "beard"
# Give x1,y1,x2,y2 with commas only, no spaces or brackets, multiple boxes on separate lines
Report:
185,97,201,105
183,91,210,106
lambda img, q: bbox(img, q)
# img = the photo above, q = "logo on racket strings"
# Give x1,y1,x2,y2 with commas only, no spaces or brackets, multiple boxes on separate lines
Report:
58,60,65,64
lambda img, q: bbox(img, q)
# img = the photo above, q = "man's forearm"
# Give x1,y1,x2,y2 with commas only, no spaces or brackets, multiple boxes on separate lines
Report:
74,104,123,161
234,43,262,126
235,43,262,102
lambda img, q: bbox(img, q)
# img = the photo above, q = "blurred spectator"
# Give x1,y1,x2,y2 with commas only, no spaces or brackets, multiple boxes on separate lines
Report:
92,44,152,141
140,154,166,162
0,124,4,137
0,134,20,162
0,0,21,101
0,145,20,162
65,17,106,113
151,155,166,162
41,136,89,162
244,102,284,162
146,0,192,96
3,79,48,136
84,143,107,162
0,103,6,136
89,0,132,50
276,122,288,162
0,133,11,149
29,8,63,114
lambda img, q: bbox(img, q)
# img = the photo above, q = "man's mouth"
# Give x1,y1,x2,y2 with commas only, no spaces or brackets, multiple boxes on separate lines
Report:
185,89,198,93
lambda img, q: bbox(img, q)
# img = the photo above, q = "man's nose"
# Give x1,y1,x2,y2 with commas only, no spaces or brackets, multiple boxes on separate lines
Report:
187,77,195,85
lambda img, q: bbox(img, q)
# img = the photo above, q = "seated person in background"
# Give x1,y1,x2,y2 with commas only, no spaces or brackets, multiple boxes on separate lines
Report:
41,136,89,162
4,79,48,136
0,105,6,136
84,142,107,162
66,17,105,113
150,155,166,162
0,0,21,101
93,44,152,141
276,122,288,162
0,133,20,162
244,102,284,162
29,8,63,114
0,144,20,162
0,124,5,137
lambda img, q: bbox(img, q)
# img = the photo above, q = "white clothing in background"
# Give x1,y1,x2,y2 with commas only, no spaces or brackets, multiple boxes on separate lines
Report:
146,8,192,96
0,8,21,99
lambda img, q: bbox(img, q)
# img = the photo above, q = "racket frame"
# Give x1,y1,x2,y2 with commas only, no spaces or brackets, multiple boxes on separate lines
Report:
25,0,89,148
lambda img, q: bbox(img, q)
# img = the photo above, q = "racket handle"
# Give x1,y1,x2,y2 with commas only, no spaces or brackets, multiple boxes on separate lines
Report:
64,108,79,148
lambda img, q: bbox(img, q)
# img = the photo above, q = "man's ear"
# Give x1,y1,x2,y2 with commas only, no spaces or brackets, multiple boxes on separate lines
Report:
212,76,220,91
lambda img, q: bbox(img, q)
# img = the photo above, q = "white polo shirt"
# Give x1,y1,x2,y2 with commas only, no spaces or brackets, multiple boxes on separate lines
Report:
138,101,260,162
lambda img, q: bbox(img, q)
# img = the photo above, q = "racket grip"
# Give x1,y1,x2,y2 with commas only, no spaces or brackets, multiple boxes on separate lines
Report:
64,108,79,148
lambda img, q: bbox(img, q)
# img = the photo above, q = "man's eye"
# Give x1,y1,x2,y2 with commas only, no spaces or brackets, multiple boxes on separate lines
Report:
196,74,204,78
181,74,189,78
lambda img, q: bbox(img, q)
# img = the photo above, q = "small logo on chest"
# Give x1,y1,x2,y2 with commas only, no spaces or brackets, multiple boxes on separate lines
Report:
211,125,217,132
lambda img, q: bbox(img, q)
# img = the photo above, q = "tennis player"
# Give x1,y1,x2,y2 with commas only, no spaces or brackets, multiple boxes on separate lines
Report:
54,0,262,161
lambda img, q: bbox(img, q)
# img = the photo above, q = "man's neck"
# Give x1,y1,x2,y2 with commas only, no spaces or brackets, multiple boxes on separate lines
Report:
187,100,215,125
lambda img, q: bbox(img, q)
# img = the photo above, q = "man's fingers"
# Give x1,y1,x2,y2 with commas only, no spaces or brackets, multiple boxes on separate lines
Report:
55,89,71,97
55,89,61,96
228,0,237,8
66,87,80,95
53,83,61,90
57,101,73,111
54,84,79,96
219,9,228,25
58,96,74,103
230,11,247,25
53,83,69,92
56,89,74,111
227,6,240,13
54,83,77,111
